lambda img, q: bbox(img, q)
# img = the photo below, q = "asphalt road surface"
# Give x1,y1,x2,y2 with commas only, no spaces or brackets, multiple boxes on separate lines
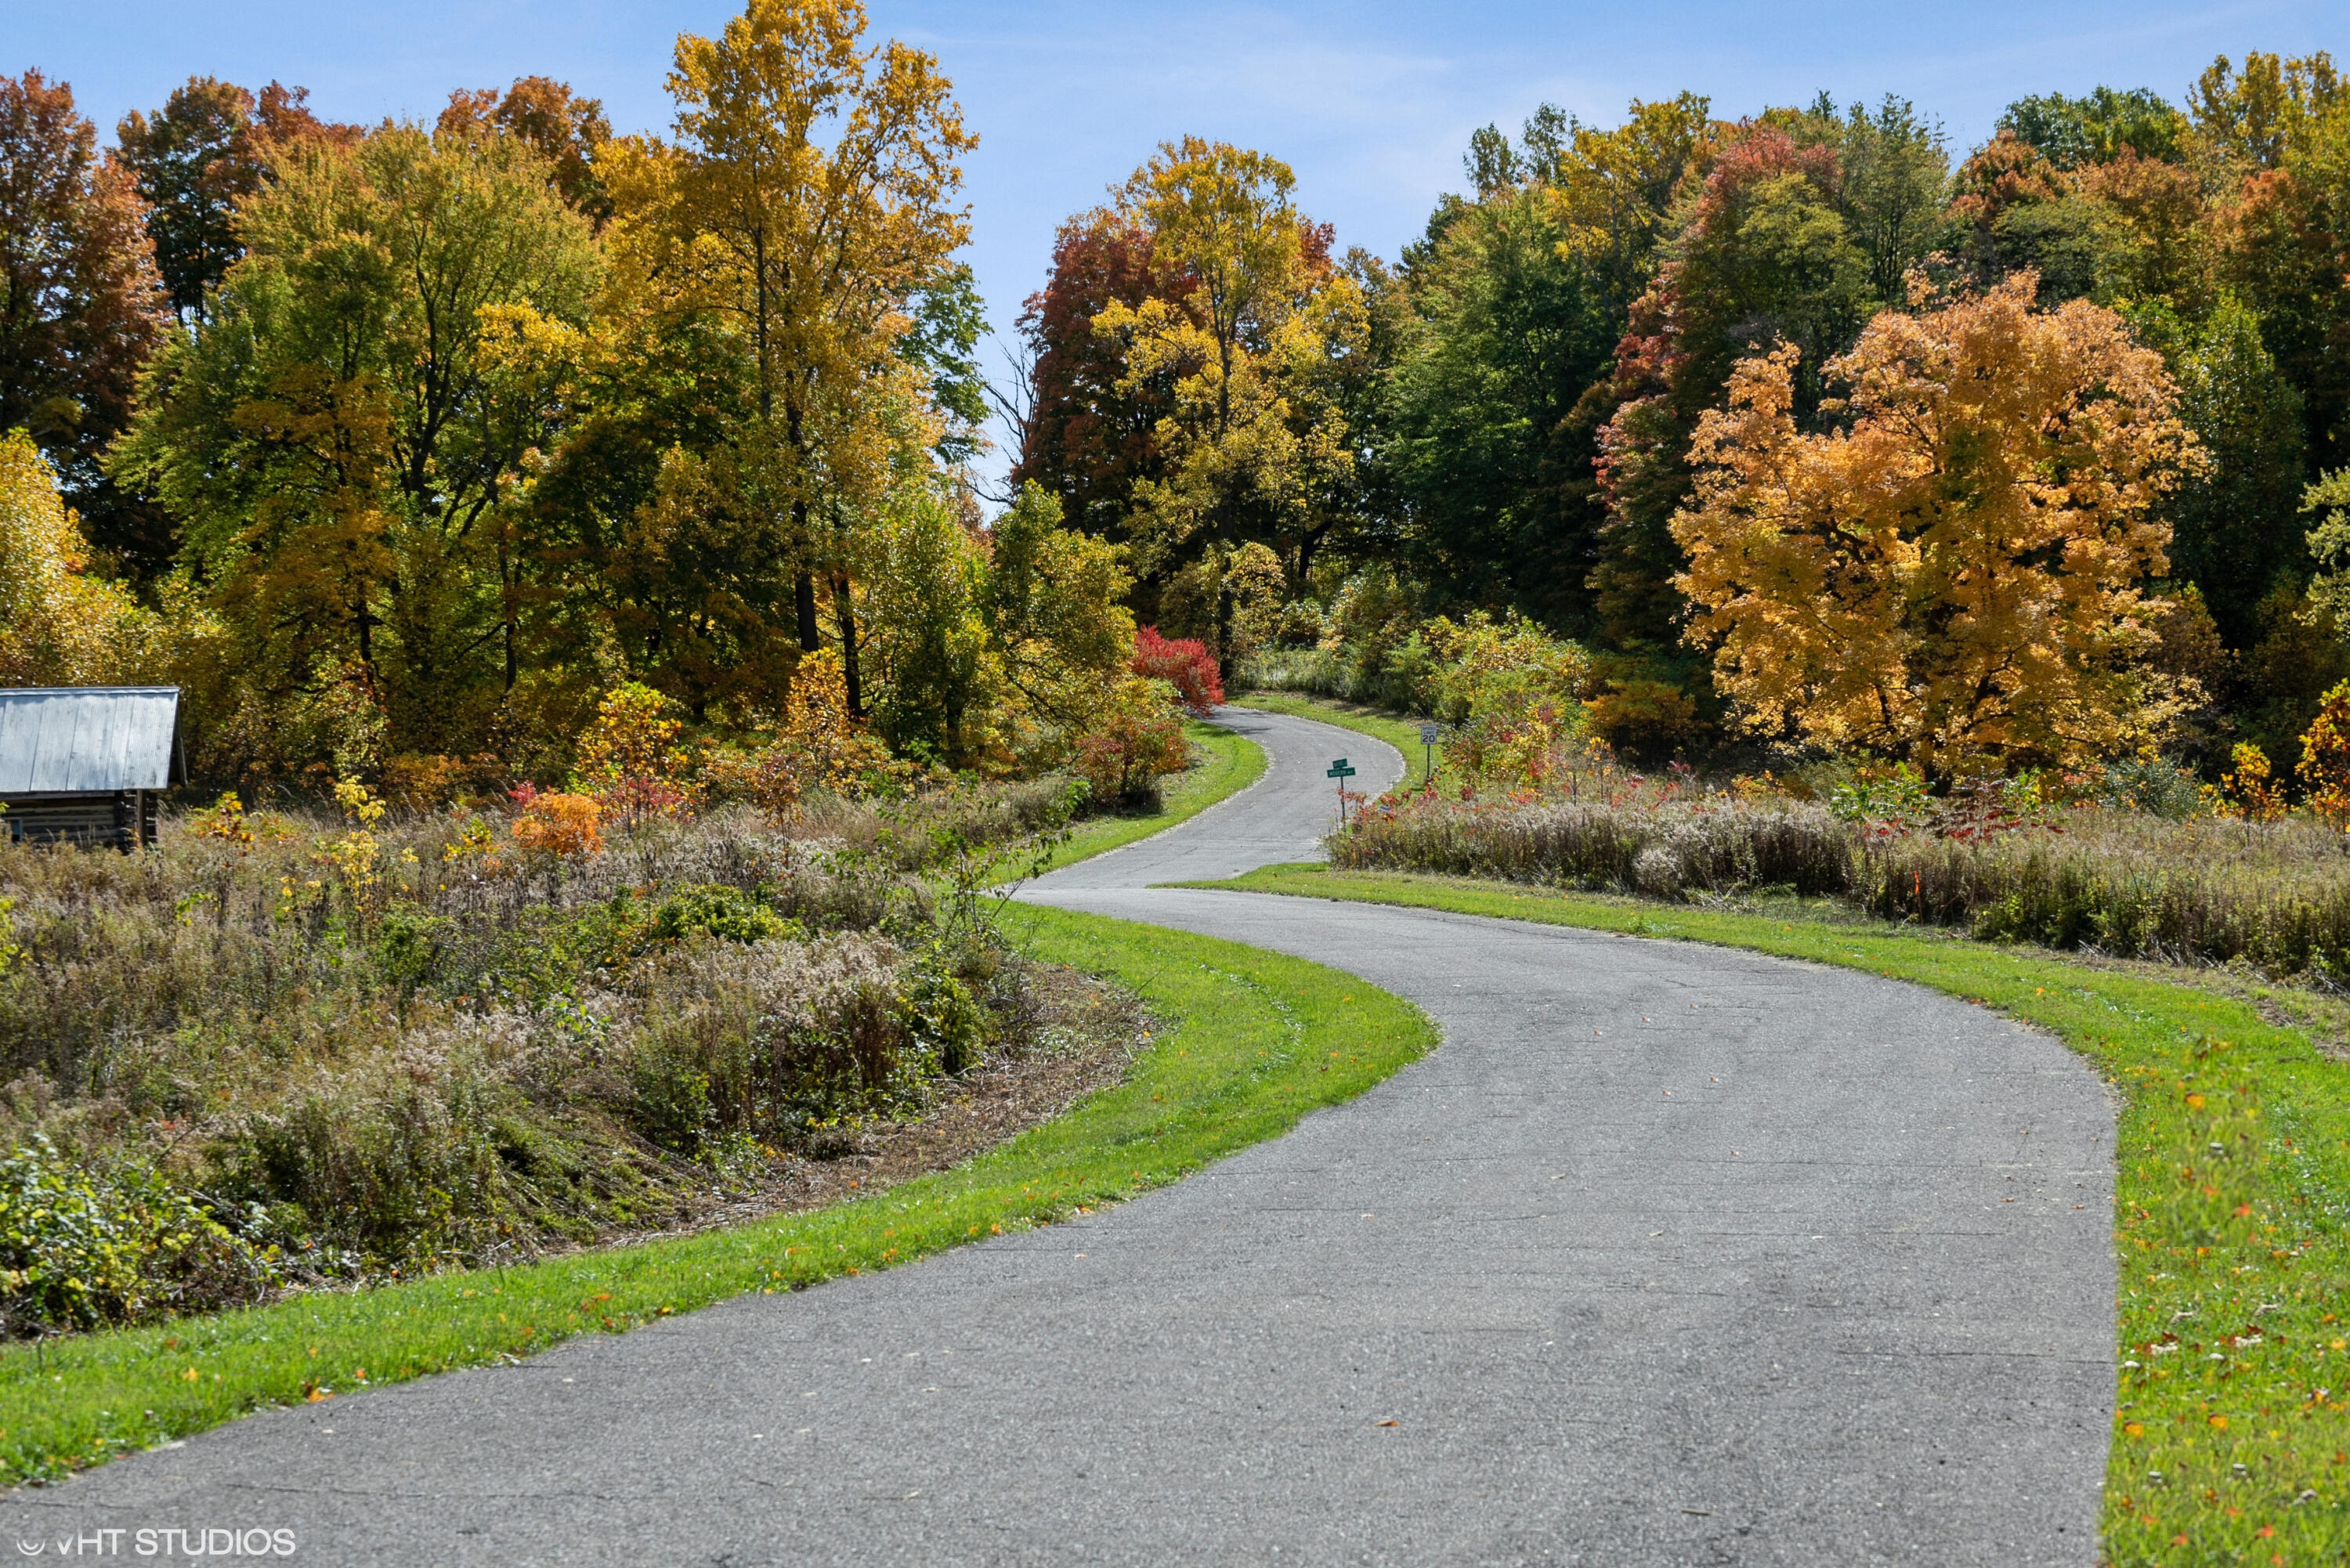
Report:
6,707,2115,1566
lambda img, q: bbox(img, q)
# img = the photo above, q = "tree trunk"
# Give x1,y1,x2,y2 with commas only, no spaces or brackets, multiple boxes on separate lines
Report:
500,537,519,692
833,574,863,718
1295,522,1331,593
795,562,821,652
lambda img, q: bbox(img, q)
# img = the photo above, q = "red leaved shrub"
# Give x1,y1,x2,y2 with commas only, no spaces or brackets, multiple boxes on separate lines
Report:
1133,626,1224,717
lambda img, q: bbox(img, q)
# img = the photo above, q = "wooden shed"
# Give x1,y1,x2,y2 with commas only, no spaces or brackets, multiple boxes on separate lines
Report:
0,687,182,850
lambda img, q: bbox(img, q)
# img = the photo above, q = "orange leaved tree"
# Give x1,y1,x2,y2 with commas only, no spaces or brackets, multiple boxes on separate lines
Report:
1672,273,2200,773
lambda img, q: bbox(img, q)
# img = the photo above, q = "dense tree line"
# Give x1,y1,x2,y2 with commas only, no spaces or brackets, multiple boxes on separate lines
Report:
8,22,2350,784
0,0,1131,791
1011,53,2350,769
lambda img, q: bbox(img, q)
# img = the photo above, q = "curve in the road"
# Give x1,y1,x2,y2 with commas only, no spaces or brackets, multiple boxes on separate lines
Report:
7,706,2116,1566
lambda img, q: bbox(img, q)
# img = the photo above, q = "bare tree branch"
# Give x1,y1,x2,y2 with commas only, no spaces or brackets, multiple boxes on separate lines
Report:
972,331,1038,508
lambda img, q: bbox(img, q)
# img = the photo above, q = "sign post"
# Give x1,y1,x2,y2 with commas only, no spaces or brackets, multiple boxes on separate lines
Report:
1419,722,1440,787
1326,757,1356,822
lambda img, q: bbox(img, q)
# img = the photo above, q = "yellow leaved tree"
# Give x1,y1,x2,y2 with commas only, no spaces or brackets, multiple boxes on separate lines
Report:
1090,139,1368,648
574,682,702,822
2298,681,2350,828
603,0,974,713
1672,274,2200,773
1542,94,1723,309
0,430,164,686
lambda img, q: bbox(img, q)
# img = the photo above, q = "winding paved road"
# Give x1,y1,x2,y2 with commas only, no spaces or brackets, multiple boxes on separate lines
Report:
7,708,2116,1565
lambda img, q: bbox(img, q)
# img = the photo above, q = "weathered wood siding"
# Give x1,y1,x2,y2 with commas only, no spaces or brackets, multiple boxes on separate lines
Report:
0,790,154,850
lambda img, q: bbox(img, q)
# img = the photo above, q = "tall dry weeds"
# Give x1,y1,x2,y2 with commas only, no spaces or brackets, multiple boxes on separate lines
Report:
0,786,1097,1333
1339,789,2350,979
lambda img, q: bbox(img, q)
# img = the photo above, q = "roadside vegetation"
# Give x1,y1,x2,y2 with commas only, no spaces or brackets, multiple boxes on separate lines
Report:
0,663,1256,1345
1339,758,2350,981
0,905,1435,1487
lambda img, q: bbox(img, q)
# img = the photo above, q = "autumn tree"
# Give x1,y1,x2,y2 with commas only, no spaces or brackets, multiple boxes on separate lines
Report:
1672,274,2200,771
1015,94,1719,658
1008,208,1188,533
0,70,168,573
438,77,614,224
1592,126,1875,655
2188,52,2341,175
1954,90,2212,316
1542,94,1722,313
2081,152,2211,305
118,78,363,327
1090,138,1369,659
114,122,600,764
0,429,167,686
2199,54,2350,475
604,0,975,716
1947,131,2110,303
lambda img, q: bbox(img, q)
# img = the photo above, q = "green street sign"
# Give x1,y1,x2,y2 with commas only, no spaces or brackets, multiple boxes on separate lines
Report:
1326,760,1356,779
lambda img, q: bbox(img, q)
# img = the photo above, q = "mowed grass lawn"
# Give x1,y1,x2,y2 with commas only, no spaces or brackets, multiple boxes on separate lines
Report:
0,904,1434,1487
1197,862,2350,1565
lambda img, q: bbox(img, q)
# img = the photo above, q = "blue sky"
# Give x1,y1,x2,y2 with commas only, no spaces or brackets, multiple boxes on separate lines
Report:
16,1,2342,474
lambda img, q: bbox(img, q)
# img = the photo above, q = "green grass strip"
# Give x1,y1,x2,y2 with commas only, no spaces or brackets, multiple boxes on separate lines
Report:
1234,691,1437,789
0,905,1434,1488
1191,863,2350,1564
1036,719,1267,873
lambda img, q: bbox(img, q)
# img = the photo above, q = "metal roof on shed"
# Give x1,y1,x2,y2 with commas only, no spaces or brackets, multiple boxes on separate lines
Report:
0,688,179,793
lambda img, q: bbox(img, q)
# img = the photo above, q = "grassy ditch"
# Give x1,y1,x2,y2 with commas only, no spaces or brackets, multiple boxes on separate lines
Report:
1194,862,2350,1565
0,905,1434,1487
1235,692,1434,789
